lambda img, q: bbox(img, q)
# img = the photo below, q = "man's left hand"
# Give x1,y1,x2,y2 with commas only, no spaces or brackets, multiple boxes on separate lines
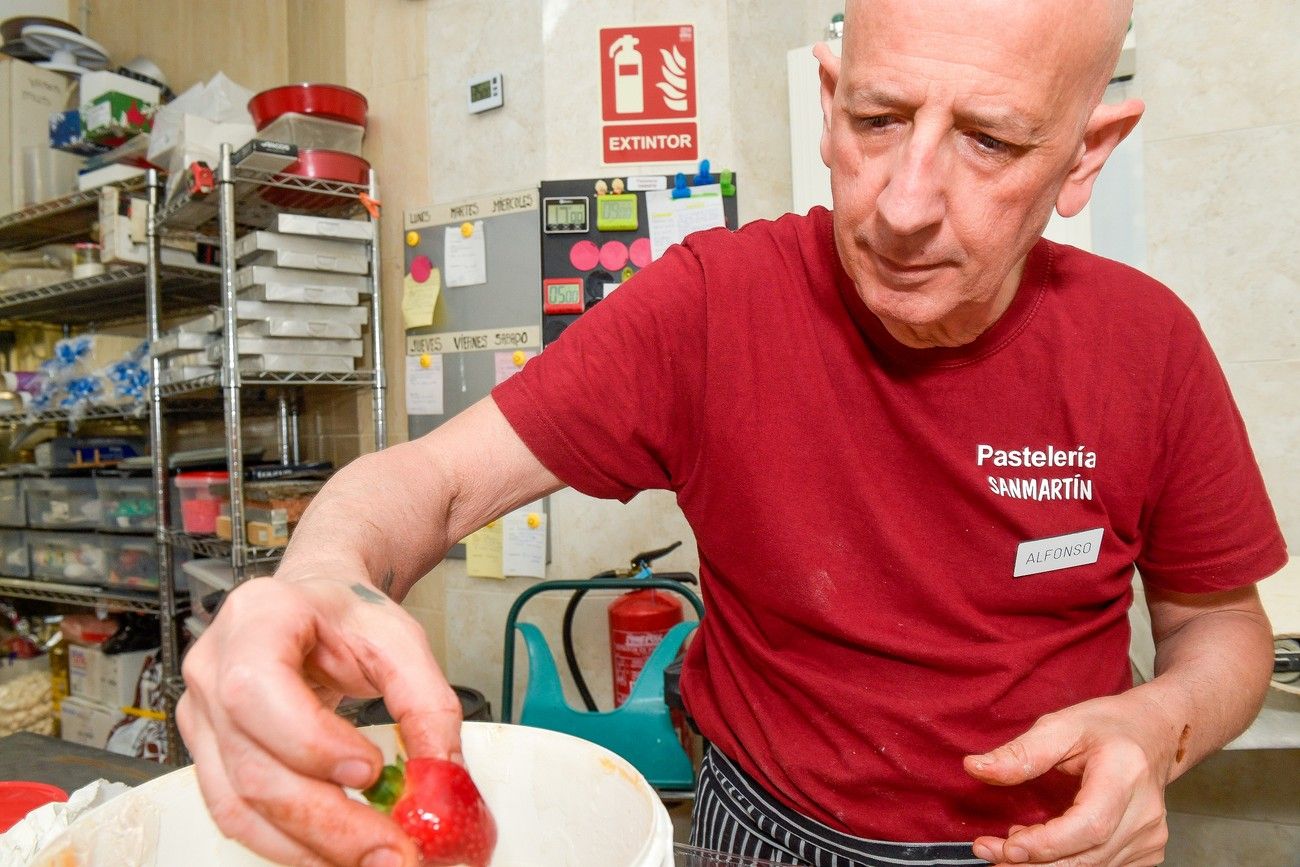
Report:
964,694,1173,866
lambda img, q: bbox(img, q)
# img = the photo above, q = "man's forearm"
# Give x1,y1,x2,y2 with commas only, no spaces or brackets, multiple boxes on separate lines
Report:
278,441,455,599
1127,586,1274,782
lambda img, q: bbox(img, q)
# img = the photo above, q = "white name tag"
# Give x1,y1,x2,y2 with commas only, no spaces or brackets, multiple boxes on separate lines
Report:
1013,527,1104,578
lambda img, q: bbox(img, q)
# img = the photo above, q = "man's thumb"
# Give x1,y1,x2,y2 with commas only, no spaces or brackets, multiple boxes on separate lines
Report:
964,716,1075,786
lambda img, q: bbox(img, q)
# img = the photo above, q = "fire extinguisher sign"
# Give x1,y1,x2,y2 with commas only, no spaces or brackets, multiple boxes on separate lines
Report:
600,25,698,164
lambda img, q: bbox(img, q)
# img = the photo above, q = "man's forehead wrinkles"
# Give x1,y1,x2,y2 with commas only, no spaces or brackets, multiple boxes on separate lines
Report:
843,80,1046,138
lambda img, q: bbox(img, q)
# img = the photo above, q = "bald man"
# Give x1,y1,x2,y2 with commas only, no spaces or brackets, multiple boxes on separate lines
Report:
179,1,1285,866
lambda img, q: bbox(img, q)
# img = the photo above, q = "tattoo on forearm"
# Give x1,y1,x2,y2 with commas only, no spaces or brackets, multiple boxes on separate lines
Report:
379,568,396,596
351,583,387,605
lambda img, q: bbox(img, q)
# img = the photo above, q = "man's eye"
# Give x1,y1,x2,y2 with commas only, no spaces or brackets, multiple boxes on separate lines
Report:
970,131,1009,153
858,114,898,130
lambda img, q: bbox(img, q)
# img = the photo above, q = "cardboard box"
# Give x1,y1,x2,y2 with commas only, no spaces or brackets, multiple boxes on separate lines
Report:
1,58,78,213
78,70,160,141
67,645,156,708
60,694,118,749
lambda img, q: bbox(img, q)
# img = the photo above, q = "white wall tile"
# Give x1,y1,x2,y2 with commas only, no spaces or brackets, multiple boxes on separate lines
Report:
1223,361,1300,553
1143,122,1299,365
1132,0,1300,143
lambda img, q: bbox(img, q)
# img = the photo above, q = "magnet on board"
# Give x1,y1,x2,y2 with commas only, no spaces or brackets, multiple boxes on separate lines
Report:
512,350,527,367
405,230,420,246
526,512,541,529
621,266,635,282
720,169,736,197
595,179,609,196
460,221,474,238
693,158,714,186
671,172,691,199
419,354,433,368
611,177,625,195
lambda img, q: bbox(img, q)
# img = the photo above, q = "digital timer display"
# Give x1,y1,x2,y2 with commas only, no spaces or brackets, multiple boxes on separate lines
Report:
595,194,638,231
542,278,585,314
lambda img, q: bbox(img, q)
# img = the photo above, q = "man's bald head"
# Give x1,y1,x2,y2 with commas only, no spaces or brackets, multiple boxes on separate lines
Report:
843,0,1132,124
816,0,1144,349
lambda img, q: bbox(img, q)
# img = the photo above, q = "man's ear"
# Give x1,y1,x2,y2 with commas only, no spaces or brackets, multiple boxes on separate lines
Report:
1057,98,1144,218
813,42,840,169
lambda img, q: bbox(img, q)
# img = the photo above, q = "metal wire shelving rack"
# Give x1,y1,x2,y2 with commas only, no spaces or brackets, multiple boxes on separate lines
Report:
144,143,388,759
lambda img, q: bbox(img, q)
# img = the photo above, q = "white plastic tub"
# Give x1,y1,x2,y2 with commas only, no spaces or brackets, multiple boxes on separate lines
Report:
33,722,675,867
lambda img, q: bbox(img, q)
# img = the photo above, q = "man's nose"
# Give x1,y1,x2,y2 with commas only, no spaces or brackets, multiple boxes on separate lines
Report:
875,131,947,237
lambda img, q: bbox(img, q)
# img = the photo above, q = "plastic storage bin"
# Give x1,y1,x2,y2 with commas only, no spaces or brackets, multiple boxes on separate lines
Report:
25,476,100,529
103,535,155,590
0,472,23,527
0,528,28,577
258,113,365,156
27,532,105,585
96,475,156,532
182,559,234,626
174,472,229,535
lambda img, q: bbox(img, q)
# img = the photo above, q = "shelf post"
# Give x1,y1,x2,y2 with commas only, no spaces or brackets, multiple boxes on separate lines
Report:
145,169,185,765
366,169,387,451
217,144,250,582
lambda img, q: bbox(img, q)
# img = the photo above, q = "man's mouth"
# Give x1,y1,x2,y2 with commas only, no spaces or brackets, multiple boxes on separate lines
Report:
870,249,948,279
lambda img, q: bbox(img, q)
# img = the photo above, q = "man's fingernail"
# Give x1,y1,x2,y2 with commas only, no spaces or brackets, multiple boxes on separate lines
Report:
1006,845,1029,862
971,843,992,861
333,759,374,788
362,847,402,867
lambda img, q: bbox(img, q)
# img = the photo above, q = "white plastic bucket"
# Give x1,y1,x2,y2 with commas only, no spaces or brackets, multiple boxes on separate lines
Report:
33,722,675,867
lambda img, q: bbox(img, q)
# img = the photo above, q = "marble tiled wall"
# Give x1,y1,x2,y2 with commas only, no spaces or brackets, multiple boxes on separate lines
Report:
1132,0,1300,860
402,0,848,709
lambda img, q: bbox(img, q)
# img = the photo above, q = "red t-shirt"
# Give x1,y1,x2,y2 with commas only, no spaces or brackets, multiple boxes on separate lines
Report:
492,207,1287,842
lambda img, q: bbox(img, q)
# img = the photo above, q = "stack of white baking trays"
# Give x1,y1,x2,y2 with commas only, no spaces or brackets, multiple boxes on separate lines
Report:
153,214,371,384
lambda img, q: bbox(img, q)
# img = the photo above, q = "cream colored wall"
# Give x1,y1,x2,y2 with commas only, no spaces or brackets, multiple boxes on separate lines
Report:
82,0,289,93
1130,0,1300,861
399,0,851,711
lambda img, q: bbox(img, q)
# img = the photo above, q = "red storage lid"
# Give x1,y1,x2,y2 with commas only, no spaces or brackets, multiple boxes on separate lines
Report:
175,471,230,484
0,781,67,832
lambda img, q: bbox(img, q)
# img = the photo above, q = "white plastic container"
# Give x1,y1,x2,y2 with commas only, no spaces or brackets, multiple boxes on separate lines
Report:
235,297,369,324
205,336,363,360
0,527,28,577
33,722,675,867
27,531,105,584
174,472,228,535
233,231,369,275
182,558,234,626
238,353,356,373
274,211,372,241
259,113,365,157
237,318,362,339
236,263,369,295
239,282,360,307
25,476,100,530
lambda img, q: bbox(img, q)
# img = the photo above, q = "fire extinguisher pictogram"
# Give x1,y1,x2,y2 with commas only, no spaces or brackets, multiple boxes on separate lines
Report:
608,34,644,115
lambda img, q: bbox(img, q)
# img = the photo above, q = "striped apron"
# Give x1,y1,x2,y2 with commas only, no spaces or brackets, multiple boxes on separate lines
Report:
689,746,989,867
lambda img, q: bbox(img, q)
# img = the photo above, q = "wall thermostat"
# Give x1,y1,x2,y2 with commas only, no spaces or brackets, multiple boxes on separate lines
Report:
468,72,504,114
595,193,638,232
542,278,585,315
542,196,589,233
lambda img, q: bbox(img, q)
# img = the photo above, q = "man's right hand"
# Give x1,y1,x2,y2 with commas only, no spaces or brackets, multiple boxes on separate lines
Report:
177,573,463,867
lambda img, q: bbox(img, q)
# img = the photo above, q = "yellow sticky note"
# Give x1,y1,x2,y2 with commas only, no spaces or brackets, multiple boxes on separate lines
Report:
465,521,504,580
402,268,441,330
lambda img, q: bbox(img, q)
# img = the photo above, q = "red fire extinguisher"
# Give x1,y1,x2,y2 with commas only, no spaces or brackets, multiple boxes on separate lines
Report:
609,588,683,706
560,542,699,751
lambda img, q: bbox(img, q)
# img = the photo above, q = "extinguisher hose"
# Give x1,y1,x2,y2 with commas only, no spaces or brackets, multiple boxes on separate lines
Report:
562,587,600,711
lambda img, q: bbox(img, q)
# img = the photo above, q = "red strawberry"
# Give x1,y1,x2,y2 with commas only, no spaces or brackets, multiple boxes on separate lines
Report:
391,758,497,867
